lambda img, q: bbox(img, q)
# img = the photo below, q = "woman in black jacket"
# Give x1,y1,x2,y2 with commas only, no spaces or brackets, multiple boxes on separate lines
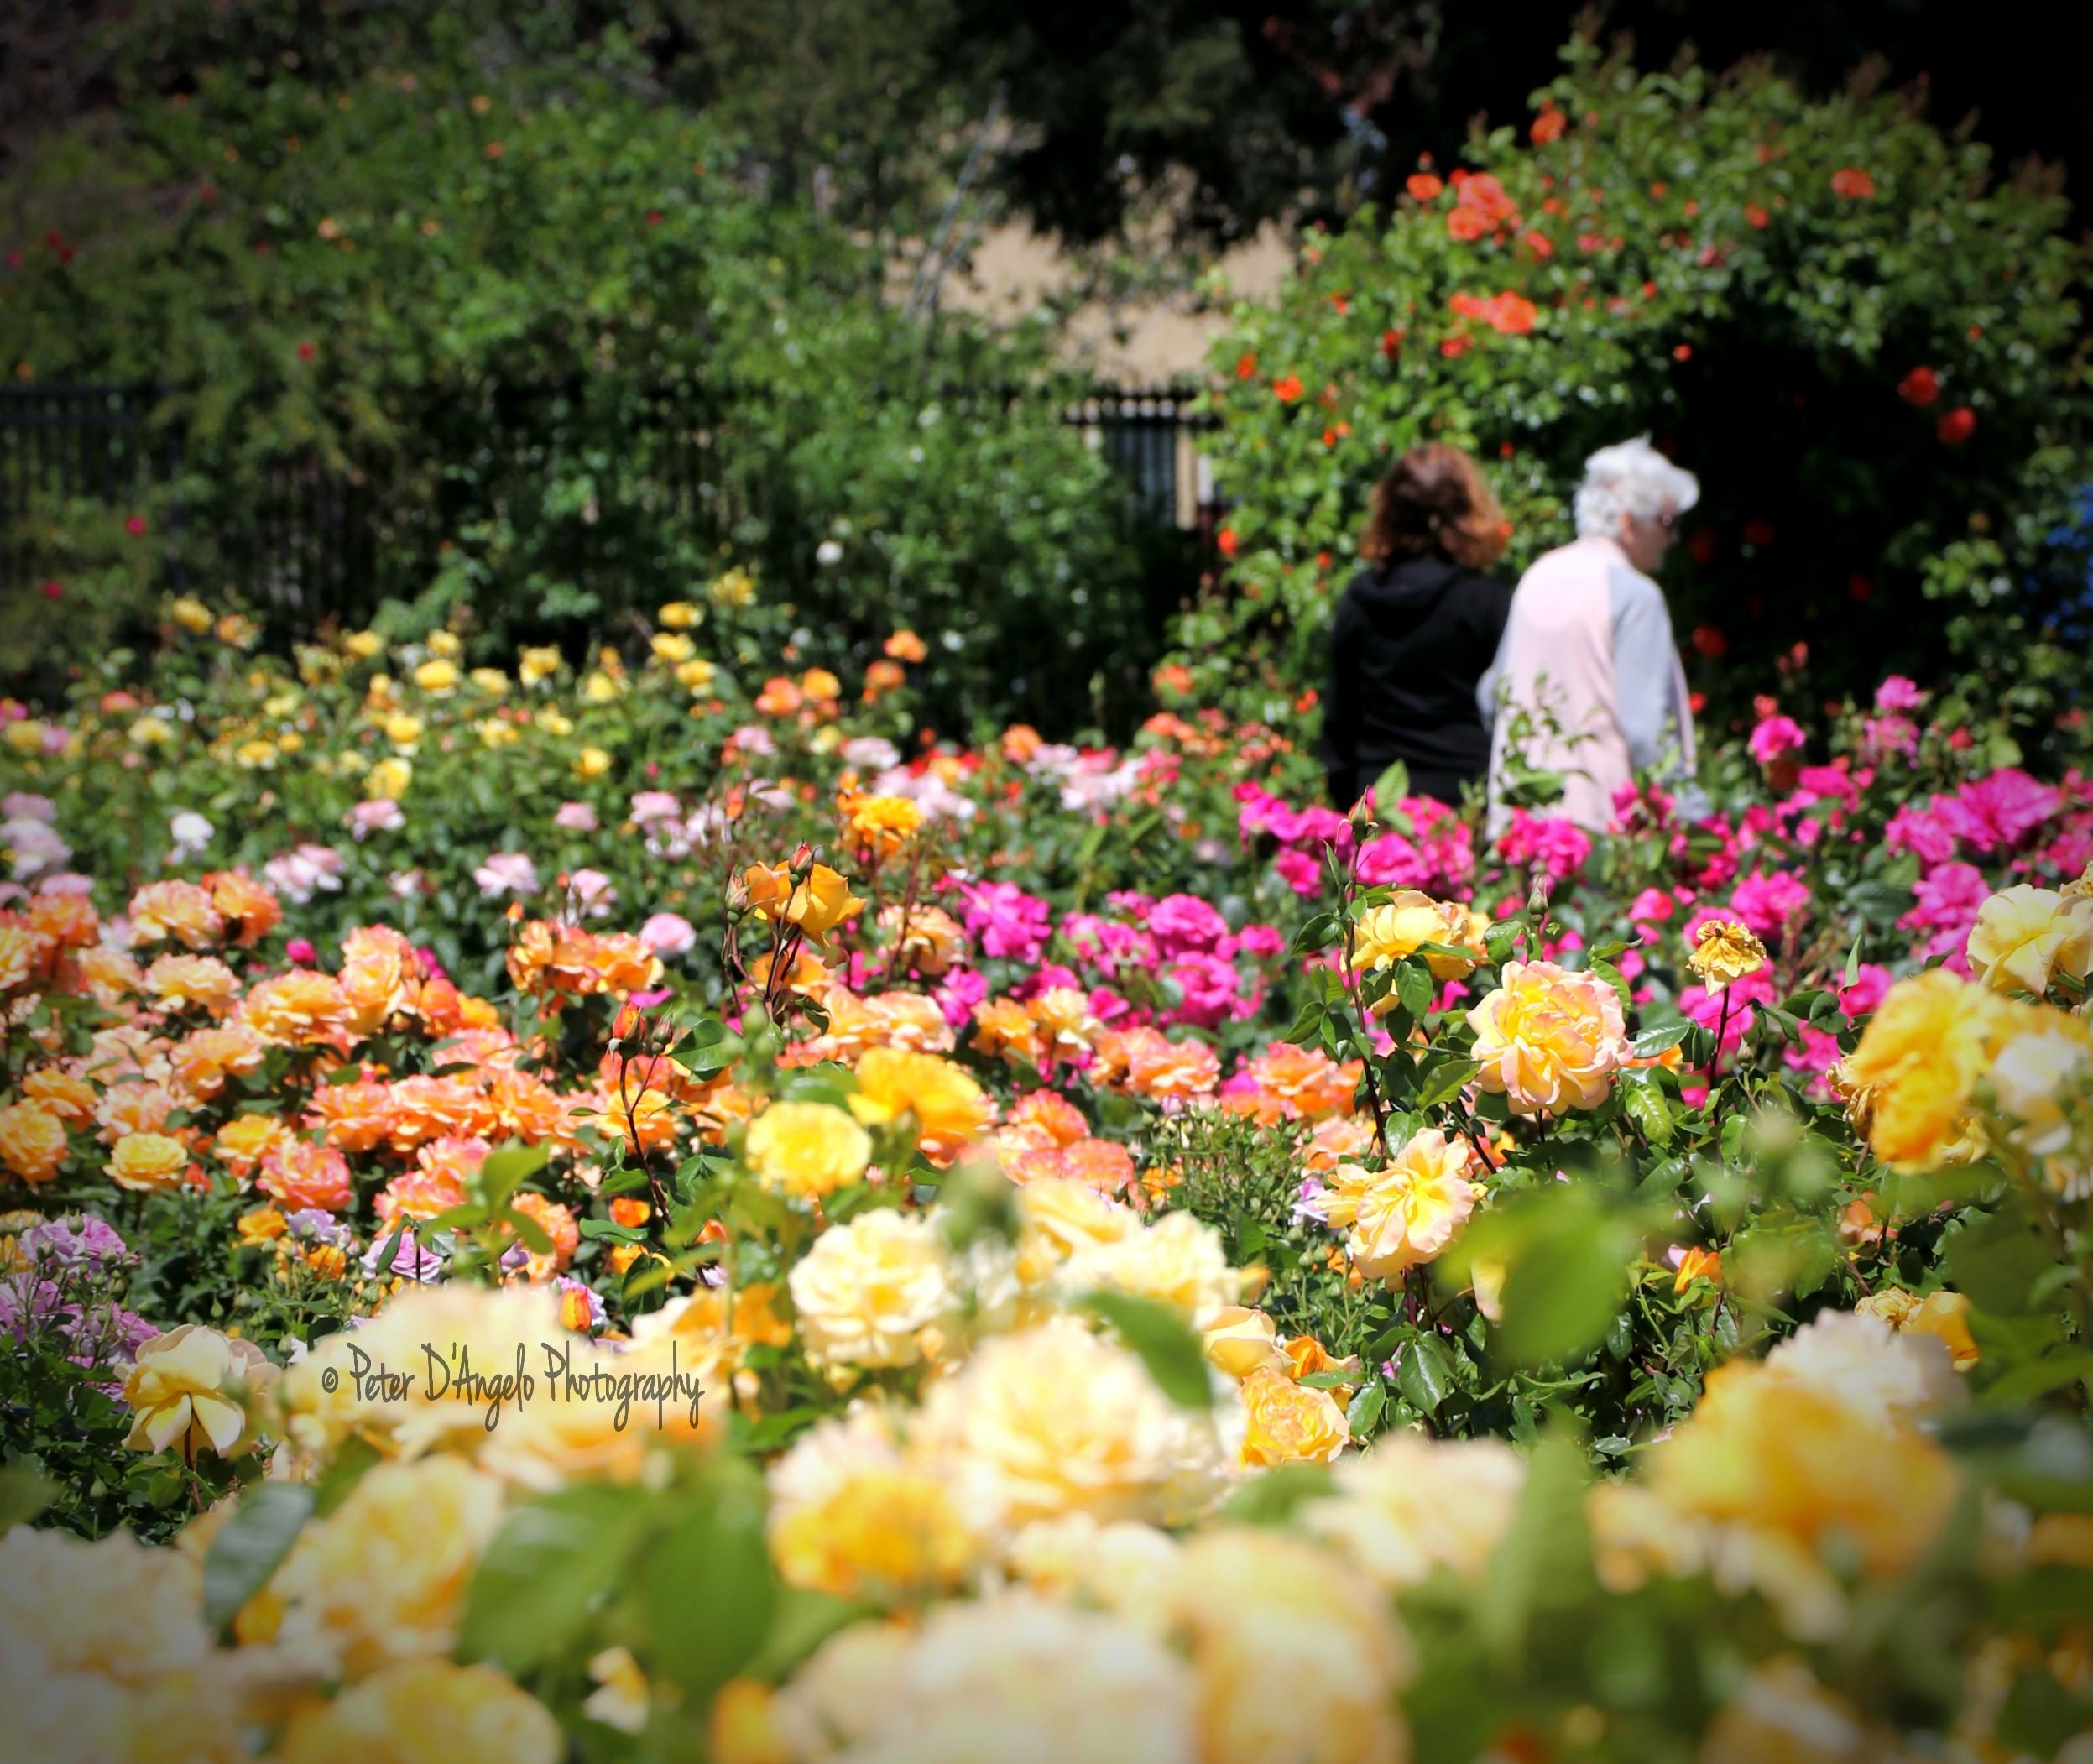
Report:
1322,442,1513,811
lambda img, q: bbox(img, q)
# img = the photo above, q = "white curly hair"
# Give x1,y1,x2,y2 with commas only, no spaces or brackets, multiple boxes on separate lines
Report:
1573,436,1700,539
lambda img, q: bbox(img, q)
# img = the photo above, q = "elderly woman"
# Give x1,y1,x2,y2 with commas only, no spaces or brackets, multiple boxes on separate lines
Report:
1322,442,1514,811
1479,436,1702,833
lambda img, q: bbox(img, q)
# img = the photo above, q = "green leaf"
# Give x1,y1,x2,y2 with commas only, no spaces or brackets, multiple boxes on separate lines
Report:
477,1141,551,1208
0,1466,55,1534
1945,1202,2059,1316
1628,1020,1689,1059
1396,956,1433,1020
203,1481,316,1632
460,1484,654,1673
1219,1462,1337,1527
644,1459,778,1699
1844,929,1864,989
1345,1379,1387,1436
745,1589,879,1681
372,1223,408,1276
1416,1056,1481,1109
1621,1079,1673,1147
498,1206,555,1255
1397,1333,1457,1417
1291,911,1339,954
1370,758,1411,810
1478,1434,1593,1662
1077,1291,1214,1409
1281,996,1326,1047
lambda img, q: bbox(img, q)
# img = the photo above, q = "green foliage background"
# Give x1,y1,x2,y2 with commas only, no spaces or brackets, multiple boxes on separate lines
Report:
2,16,1156,734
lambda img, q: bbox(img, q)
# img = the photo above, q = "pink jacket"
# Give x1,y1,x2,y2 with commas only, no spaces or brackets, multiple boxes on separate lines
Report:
1479,535,1697,834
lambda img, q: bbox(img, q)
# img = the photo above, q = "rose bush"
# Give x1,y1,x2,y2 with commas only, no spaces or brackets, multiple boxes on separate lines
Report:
3,603,2093,1757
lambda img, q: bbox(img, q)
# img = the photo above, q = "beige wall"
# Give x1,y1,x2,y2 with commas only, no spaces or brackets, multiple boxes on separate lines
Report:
929,218,1295,386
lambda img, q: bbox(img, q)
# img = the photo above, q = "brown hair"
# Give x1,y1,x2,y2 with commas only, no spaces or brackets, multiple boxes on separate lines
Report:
1358,443,1507,571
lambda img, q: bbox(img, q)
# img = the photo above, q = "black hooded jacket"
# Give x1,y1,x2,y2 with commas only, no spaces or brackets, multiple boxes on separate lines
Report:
1321,554,1513,810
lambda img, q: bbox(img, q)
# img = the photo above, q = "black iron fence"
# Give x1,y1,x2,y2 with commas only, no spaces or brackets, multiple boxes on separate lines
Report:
0,378,1226,607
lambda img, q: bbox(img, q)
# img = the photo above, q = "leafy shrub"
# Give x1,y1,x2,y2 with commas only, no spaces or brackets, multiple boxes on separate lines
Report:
3,30,1150,733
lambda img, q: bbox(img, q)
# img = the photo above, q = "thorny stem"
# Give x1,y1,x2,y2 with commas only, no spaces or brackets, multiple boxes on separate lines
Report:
1708,986,1737,1130
1328,844,1391,1157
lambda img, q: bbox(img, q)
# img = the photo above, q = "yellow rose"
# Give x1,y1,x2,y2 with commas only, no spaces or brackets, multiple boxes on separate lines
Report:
2,720,44,755
676,657,718,693
1238,1367,1350,1467
742,860,865,953
1162,1528,1409,1764
1966,883,2093,995
425,629,462,657
1650,1355,1959,1586
658,600,700,629
109,1130,189,1193
277,1660,558,1764
0,1101,70,1186
412,658,459,693
366,756,412,800
235,738,279,768
582,671,621,704
383,712,423,748
469,666,509,696
847,1046,990,1158
745,1101,872,1200
477,717,519,748
1837,968,2002,1170
1303,1433,1526,1589
710,566,757,609
1062,1208,1241,1328
1199,1306,1287,1380
766,1410,976,1599
130,716,175,747
1351,890,1487,982
801,666,842,701
913,1318,1233,1531
123,1323,275,1457
1905,1290,1980,1370
539,709,575,737
1466,958,1628,1119
269,1457,505,1677
650,632,696,664
344,629,384,660
575,745,613,780
843,793,924,861
168,595,213,634
787,1208,953,1370
1685,918,1770,991
519,645,562,686
1319,1129,1480,1281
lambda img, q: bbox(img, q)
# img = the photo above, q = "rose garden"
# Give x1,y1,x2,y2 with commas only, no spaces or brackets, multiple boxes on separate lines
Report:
3,16,2093,1764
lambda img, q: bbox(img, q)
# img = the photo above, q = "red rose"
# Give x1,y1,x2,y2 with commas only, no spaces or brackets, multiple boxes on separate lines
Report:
1378,329,1401,362
1937,406,1976,445
1216,527,1239,559
1406,173,1443,201
125,515,148,537
296,340,316,362
1690,625,1727,660
1830,167,1876,199
1530,108,1566,145
1234,351,1258,380
1271,373,1303,402
1897,365,1939,406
